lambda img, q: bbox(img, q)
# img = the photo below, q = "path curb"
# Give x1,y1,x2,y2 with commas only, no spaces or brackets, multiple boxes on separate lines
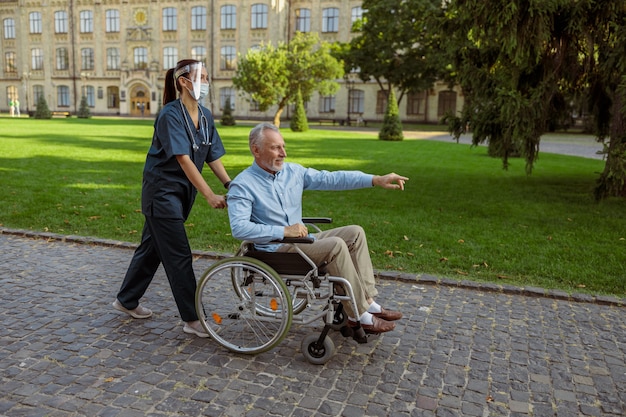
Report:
3,227,623,308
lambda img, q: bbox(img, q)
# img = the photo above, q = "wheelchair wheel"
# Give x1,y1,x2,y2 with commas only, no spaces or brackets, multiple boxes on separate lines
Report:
301,333,336,365
196,257,293,354
231,264,308,316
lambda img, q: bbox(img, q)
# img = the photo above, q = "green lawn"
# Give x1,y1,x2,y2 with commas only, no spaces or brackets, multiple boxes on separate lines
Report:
1,116,624,296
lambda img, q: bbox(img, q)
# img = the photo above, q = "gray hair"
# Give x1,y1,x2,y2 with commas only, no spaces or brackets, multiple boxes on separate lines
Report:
249,122,280,151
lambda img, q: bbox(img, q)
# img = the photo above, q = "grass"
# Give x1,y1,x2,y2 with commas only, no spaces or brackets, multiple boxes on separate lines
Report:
1,116,625,297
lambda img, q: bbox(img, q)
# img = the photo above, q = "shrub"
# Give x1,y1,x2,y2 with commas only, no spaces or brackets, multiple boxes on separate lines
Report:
290,90,309,132
379,89,403,141
221,97,236,126
77,96,91,118
34,95,52,119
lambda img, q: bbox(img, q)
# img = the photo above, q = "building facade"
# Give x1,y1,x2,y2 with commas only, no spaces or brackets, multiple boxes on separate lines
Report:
0,0,462,122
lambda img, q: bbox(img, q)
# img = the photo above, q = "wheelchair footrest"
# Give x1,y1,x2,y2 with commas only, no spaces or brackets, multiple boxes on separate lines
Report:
340,325,368,344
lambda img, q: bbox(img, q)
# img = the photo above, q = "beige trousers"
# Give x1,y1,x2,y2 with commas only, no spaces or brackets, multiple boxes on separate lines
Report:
277,225,378,318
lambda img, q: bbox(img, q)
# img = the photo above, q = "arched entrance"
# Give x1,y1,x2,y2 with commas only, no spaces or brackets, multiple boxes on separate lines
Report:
130,84,150,117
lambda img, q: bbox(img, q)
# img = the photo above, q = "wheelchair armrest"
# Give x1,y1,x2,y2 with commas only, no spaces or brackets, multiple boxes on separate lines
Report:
302,217,332,224
275,237,315,244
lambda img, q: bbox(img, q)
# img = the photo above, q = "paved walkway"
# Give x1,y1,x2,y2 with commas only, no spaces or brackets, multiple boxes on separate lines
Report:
1,231,624,417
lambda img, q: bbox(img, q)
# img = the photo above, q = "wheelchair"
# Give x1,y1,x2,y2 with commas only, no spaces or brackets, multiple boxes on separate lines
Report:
195,218,368,364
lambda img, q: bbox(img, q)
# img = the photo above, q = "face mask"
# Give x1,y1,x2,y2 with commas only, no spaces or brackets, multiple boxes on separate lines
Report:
198,83,209,101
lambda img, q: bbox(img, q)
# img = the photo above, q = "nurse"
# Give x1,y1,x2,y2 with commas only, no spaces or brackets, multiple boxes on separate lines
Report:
113,59,232,338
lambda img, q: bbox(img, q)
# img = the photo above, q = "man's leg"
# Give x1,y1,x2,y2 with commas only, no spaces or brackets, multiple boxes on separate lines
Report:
315,225,379,299
279,232,371,318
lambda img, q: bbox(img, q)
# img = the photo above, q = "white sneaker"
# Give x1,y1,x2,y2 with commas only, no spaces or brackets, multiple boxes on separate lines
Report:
112,299,152,319
183,322,209,338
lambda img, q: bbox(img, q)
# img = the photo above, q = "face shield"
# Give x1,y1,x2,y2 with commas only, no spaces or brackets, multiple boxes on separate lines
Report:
174,62,208,101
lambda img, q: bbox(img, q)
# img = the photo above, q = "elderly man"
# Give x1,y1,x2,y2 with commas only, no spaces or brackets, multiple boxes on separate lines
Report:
227,122,409,334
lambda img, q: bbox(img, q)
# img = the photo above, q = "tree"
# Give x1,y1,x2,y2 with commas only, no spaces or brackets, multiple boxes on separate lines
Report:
77,96,91,118
290,89,309,132
343,0,445,103
379,89,403,141
221,96,236,126
442,0,626,198
233,32,343,128
34,95,51,119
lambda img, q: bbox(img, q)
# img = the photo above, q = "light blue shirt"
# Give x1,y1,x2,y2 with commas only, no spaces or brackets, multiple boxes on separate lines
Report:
227,161,374,251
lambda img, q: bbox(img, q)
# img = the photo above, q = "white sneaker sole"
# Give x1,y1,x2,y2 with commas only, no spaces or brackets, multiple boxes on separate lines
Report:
183,324,209,338
112,300,152,319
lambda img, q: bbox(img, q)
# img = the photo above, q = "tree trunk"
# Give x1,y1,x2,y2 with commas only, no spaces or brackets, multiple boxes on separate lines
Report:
595,90,626,199
273,102,286,128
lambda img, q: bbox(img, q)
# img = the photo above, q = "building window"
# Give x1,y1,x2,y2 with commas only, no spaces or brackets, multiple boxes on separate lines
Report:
251,4,268,29
220,87,235,110
33,85,44,105
29,12,42,34
406,92,425,115
106,10,120,33
221,5,236,30
107,86,119,108
85,86,95,107
191,6,207,31
56,48,69,70
163,7,177,32
107,48,120,70
295,9,311,33
191,46,207,64
349,89,364,114
163,47,178,70
31,48,44,70
220,46,236,70
322,8,339,33
81,48,94,70
437,90,457,117
351,7,364,26
319,95,336,113
134,47,148,70
57,86,70,107
5,51,17,73
3,18,15,39
54,11,68,34
376,90,388,114
80,10,93,33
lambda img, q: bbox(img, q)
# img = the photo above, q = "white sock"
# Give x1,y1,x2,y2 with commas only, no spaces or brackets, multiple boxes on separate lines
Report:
367,301,382,314
359,311,374,325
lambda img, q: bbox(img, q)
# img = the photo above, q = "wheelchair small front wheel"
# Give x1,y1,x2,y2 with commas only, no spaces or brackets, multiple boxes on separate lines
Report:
301,333,335,365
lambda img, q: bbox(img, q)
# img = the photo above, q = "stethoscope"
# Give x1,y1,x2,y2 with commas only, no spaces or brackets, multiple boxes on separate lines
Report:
180,100,211,152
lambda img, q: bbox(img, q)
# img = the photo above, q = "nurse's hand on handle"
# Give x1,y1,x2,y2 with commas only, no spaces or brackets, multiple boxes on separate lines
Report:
206,193,226,209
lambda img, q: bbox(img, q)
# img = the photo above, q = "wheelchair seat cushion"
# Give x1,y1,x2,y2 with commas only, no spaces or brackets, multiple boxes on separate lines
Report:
245,250,327,275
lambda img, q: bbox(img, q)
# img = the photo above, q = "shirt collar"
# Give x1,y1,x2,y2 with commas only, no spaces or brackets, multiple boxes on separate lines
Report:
251,161,282,179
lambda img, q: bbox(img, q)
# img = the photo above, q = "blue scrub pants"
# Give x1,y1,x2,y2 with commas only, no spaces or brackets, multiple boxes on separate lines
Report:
116,216,198,322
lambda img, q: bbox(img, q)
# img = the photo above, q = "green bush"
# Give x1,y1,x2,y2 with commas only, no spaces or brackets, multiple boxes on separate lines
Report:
77,96,91,118
221,97,236,126
379,89,403,141
290,90,309,132
34,95,52,119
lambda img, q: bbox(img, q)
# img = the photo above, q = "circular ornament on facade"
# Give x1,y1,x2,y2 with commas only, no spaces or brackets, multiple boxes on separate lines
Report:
134,9,148,26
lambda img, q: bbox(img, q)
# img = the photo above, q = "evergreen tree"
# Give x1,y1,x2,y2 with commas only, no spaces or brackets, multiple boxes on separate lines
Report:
289,90,309,132
77,96,91,118
379,89,403,141
221,97,236,126
34,95,51,119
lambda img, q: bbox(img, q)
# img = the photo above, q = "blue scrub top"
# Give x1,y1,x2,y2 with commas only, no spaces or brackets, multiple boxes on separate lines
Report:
141,99,226,220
